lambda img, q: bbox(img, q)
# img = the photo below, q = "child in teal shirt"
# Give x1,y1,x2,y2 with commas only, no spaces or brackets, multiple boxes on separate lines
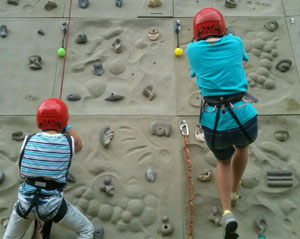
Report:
186,8,258,239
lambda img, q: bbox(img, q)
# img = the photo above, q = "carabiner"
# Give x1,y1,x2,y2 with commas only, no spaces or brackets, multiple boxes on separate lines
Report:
61,20,69,33
180,120,189,136
175,19,182,33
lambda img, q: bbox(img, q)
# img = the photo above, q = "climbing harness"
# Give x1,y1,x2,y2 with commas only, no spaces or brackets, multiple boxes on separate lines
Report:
59,0,73,100
180,120,194,239
200,92,258,148
17,133,73,239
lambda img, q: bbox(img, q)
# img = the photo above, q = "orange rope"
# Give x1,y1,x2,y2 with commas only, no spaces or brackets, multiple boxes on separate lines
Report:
184,134,195,239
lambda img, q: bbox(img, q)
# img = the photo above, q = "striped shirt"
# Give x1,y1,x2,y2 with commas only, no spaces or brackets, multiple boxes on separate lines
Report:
17,132,74,220
20,132,74,183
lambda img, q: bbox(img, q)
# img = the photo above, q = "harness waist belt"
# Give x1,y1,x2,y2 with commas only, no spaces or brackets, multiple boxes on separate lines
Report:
26,177,65,191
203,93,244,106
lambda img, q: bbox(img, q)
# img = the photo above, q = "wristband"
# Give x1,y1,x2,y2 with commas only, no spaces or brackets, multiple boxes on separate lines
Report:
65,125,72,131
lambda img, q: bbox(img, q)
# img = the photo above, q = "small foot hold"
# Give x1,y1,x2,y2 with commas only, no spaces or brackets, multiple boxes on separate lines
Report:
225,0,237,8
7,0,19,5
112,38,122,53
76,33,87,44
44,1,57,10
0,25,8,38
93,225,104,239
254,216,267,237
116,0,122,7
11,131,25,141
37,29,45,35
195,125,205,142
93,62,104,76
198,169,213,182
28,55,42,70
79,0,89,8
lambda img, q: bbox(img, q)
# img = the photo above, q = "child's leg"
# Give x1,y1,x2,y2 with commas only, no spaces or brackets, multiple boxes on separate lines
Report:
57,202,94,239
3,205,33,239
216,158,232,212
232,146,248,193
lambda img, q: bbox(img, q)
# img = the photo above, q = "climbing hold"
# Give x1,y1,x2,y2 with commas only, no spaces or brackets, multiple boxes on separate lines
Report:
76,33,87,44
100,126,114,148
175,47,183,56
148,0,162,7
93,62,104,76
276,59,292,72
44,1,57,10
198,169,213,182
116,0,122,7
0,25,8,38
148,29,160,41
142,85,155,101
224,0,237,8
195,125,205,142
79,0,89,8
274,130,289,142
0,171,5,184
112,39,122,53
0,217,9,229
7,0,18,5
151,120,172,137
145,167,157,182
104,92,124,101
93,225,104,239
100,176,115,197
264,20,279,32
160,216,173,236
58,48,66,57
254,216,267,236
67,94,81,101
28,55,42,70
11,131,25,141
37,29,45,36
207,206,221,226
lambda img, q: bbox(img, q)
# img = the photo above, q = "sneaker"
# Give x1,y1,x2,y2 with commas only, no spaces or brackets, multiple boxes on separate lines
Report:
222,211,239,239
231,192,240,207
231,182,241,207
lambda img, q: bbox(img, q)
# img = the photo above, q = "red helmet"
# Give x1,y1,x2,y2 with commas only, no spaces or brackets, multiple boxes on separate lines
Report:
193,8,226,40
36,98,69,130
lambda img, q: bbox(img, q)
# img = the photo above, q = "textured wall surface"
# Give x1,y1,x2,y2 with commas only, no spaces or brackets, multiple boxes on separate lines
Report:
1,0,300,238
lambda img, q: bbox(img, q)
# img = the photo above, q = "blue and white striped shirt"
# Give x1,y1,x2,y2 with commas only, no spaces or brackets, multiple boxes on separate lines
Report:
17,132,74,219
20,132,74,183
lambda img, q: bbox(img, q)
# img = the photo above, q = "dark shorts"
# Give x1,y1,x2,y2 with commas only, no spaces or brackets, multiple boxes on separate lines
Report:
202,115,258,161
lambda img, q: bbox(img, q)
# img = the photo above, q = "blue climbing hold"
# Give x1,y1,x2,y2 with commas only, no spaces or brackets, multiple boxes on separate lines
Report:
116,0,122,7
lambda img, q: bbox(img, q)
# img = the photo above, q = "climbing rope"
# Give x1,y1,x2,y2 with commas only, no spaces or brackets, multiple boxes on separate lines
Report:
180,120,195,239
59,0,73,99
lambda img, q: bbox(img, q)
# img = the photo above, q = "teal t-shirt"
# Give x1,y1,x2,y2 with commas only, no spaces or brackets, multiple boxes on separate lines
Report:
186,34,257,130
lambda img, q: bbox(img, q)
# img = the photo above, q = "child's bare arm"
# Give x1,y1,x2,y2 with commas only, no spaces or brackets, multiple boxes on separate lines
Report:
66,127,83,152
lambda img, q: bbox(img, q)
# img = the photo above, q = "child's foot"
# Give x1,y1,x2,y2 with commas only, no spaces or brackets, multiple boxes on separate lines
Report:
231,182,241,207
231,192,240,207
222,211,239,239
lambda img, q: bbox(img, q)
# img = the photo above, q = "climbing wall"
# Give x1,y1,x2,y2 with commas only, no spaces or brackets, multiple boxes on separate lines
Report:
1,0,300,238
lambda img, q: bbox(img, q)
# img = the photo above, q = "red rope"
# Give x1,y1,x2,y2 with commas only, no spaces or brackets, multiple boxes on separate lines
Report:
59,0,73,100
184,135,195,239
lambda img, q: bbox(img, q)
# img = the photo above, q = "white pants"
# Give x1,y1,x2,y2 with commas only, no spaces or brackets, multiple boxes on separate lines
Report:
3,201,94,239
